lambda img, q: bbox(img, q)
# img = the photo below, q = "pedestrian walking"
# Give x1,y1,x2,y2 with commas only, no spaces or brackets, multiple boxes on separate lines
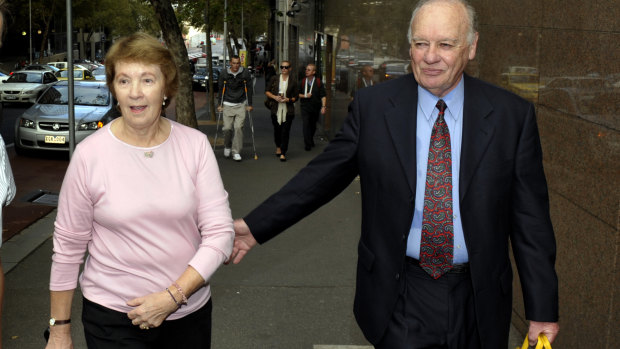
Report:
350,64,375,98
264,59,276,88
298,63,327,151
230,0,559,348
264,61,298,162
46,32,233,349
217,55,254,162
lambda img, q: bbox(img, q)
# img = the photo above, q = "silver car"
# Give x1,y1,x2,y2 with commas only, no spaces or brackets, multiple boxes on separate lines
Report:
0,70,58,104
14,80,113,154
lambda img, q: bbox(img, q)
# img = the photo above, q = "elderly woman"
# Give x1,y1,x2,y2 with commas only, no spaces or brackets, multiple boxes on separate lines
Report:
46,33,233,348
265,61,298,161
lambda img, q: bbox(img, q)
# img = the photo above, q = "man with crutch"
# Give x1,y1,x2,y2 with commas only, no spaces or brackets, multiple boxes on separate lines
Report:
217,55,253,162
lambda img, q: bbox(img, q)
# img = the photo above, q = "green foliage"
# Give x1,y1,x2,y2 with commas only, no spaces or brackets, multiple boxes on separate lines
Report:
176,0,269,44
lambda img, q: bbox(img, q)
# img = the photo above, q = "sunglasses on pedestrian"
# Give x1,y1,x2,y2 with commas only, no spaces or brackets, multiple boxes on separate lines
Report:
280,65,290,69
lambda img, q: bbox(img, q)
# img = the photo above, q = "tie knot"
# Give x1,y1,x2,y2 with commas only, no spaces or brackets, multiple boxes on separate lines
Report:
436,99,447,114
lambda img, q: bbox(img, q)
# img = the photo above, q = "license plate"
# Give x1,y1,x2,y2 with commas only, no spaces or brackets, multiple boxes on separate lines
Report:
45,135,66,144
4,95,16,100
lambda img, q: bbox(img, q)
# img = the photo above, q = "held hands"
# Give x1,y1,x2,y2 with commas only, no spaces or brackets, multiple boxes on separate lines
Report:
230,219,257,264
126,290,179,329
45,325,73,349
528,321,559,346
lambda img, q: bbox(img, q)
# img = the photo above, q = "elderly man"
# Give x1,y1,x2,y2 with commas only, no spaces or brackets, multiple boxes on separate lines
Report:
299,63,327,151
231,0,559,348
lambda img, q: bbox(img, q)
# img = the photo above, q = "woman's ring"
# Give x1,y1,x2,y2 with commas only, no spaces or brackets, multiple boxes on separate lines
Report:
140,324,149,330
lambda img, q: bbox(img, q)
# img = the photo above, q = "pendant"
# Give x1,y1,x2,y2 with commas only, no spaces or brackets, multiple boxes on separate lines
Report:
144,151,154,158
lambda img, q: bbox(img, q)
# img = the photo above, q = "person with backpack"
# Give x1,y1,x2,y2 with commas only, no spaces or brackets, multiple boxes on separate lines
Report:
298,63,327,151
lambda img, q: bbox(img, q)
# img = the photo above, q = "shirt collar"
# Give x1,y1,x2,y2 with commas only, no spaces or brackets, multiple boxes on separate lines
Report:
418,75,465,122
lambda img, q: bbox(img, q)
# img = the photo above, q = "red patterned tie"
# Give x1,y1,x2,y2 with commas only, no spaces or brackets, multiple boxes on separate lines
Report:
419,99,453,279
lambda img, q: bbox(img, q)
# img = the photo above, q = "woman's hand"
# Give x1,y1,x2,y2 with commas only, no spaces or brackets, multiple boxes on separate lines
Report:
126,290,178,329
45,325,73,349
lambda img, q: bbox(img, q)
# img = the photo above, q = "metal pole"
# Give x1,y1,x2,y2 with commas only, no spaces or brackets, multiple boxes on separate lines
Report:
67,0,75,158
222,0,227,72
29,0,32,63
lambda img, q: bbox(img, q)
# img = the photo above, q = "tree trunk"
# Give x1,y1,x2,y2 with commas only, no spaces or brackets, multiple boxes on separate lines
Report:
150,0,197,128
39,0,56,61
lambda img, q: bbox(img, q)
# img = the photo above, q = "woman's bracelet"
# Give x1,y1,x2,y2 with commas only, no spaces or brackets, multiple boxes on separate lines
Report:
172,282,188,304
166,288,182,307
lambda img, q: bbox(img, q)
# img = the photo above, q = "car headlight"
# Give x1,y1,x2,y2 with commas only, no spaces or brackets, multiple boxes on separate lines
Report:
78,121,103,130
19,118,36,128
22,90,35,95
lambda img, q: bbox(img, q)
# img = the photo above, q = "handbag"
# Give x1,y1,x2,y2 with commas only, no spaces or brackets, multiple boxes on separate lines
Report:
518,334,552,349
264,98,275,110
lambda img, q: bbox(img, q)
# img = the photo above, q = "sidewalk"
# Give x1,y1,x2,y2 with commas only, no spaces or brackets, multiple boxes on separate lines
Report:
1,75,523,348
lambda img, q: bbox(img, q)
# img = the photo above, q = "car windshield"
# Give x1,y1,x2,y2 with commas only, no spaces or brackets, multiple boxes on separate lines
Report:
6,72,42,83
195,68,207,75
37,84,110,106
93,67,105,76
385,63,406,72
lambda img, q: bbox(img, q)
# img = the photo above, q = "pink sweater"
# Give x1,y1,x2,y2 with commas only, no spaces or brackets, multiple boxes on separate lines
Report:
50,119,233,320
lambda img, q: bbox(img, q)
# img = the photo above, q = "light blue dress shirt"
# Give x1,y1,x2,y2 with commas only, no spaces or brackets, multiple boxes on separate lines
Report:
406,77,469,263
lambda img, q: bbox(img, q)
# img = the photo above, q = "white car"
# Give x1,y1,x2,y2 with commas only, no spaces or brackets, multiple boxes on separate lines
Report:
0,70,58,104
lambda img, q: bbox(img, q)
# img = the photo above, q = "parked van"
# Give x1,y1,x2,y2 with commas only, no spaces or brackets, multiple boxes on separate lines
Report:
47,62,68,69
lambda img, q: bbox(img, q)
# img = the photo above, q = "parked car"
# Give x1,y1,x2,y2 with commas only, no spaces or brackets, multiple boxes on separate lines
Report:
500,66,539,102
0,70,58,104
377,59,410,81
55,68,95,81
538,75,618,128
14,80,113,154
92,66,106,81
22,64,60,73
382,62,410,81
192,66,220,90
47,61,68,69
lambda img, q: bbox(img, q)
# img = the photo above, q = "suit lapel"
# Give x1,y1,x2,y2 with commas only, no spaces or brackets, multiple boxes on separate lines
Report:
384,75,419,194
459,76,495,201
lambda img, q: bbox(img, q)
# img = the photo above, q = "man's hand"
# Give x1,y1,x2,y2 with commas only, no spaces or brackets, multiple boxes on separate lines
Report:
246,106,254,112
217,106,223,112
230,219,257,264
528,321,559,346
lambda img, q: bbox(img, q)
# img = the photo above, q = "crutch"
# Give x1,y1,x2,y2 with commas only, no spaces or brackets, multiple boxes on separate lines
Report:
213,81,226,149
244,80,258,160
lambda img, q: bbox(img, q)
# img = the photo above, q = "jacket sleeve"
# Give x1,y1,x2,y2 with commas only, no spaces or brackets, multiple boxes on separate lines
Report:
245,89,361,243
217,70,227,104
509,103,559,322
244,70,253,106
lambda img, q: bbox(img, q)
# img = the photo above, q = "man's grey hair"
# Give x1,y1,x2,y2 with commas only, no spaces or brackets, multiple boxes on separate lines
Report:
406,0,478,45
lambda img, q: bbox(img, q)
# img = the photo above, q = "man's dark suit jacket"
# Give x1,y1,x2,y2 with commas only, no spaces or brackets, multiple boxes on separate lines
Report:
245,74,559,348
